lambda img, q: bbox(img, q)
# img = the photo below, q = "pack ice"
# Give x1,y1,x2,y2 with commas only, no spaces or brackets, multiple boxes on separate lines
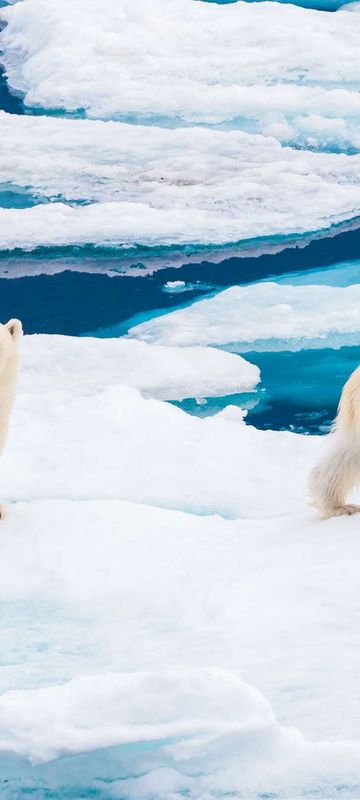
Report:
1,0,360,252
0,333,359,798
1,113,360,249
1,0,360,150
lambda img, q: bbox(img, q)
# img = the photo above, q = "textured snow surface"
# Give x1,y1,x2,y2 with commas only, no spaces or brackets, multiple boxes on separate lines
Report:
20,335,259,401
1,0,360,794
1,335,360,797
1,0,360,150
2,333,313,517
0,668,276,762
4,200,358,251
1,114,360,248
130,281,360,349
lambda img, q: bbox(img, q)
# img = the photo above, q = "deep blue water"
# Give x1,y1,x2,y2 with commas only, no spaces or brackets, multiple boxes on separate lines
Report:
0,224,359,334
0,225,358,433
1,2,359,435
0,65,24,114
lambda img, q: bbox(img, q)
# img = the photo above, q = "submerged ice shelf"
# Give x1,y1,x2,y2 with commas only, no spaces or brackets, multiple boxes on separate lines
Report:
127,272,360,431
173,346,360,434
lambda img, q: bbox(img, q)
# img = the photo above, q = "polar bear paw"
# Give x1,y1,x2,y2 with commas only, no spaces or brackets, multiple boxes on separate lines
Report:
333,504,360,517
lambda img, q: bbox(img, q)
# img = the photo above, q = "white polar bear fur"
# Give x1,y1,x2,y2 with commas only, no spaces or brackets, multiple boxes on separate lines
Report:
309,365,360,517
0,319,22,518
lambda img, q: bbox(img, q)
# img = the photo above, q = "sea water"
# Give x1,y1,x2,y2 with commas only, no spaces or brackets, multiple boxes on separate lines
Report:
0,0,359,436
0,226,358,433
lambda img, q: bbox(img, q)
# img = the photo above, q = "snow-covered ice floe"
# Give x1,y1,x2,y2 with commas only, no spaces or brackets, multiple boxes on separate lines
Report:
20,334,260,401
6,334,308,515
3,199,360,252
130,281,360,350
1,334,360,796
1,113,360,248
2,664,360,799
0,667,277,762
1,0,360,151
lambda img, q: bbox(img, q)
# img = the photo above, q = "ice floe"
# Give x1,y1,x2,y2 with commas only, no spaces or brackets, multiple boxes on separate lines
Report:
1,0,360,150
1,115,360,248
130,281,360,349
0,333,360,796
0,667,275,762
2,662,360,800
20,334,260,400
1,495,360,738
3,114,360,207
3,334,311,516
1,179,360,251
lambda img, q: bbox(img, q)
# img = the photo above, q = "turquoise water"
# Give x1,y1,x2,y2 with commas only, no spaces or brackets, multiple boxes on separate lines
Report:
0,183,47,208
173,346,360,433
1,0,359,436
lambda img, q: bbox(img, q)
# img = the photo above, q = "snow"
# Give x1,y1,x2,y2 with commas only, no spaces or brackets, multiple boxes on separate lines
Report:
20,334,260,401
0,667,275,762
1,198,357,252
1,0,360,150
2,660,360,798
130,281,360,350
0,333,360,795
4,342,310,516
1,114,360,248
3,113,360,208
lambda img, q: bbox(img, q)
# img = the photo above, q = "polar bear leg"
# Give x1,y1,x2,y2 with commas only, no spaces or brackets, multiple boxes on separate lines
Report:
309,444,360,518
333,503,360,516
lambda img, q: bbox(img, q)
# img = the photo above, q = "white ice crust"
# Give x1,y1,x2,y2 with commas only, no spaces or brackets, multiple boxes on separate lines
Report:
0,334,360,798
10,334,300,517
0,113,360,248
1,0,360,150
20,334,260,400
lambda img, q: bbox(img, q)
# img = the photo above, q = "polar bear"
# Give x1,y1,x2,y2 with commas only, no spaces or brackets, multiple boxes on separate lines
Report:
309,365,360,517
0,319,22,518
